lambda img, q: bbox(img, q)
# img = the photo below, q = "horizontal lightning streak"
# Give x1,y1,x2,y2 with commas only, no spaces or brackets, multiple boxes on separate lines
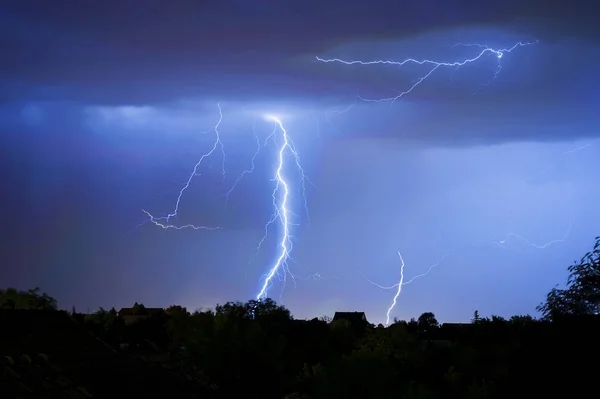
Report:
494,223,572,250
316,41,537,103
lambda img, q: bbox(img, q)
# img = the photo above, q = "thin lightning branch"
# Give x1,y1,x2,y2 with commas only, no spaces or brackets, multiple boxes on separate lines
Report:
290,271,342,284
264,124,278,147
324,103,355,132
316,41,537,104
451,42,505,94
288,135,312,224
295,272,325,281
494,223,572,250
141,209,219,231
224,119,261,204
144,103,224,230
273,272,329,295
563,143,591,156
534,142,593,179
256,116,311,301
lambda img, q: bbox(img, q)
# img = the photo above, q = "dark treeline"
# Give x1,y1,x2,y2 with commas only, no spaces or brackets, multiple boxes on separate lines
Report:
1,236,599,398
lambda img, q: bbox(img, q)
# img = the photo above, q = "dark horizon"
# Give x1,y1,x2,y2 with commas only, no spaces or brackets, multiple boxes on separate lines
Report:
2,0,599,326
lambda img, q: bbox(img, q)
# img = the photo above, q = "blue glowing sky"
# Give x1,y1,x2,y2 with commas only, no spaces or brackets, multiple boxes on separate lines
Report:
2,1,599,324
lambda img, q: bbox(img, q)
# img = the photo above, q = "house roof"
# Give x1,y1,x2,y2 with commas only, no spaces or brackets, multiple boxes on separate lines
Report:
333,311,368,323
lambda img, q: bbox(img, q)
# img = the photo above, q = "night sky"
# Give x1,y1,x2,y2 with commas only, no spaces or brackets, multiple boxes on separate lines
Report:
2,1,599,325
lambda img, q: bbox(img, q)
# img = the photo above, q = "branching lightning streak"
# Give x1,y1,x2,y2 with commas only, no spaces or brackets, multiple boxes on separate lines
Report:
224,119,261,204
143,103,225,230
316,41,537,103
140,209,219,231
451,43,506,94
256,116,310,301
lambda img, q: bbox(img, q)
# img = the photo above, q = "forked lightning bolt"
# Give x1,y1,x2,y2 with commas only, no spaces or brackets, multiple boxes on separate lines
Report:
142,103,225,230
256,115,311,301
142,103,312,301
316,41,537,103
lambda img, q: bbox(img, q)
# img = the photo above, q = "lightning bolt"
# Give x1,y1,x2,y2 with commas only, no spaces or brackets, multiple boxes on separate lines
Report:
387,251,406,326
143,103,225,230
316,41,537,104
363,250,454,325
256,115,311,301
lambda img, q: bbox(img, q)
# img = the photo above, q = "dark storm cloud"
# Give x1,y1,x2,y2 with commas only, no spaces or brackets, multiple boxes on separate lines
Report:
1,0,599,144
1,0,597,102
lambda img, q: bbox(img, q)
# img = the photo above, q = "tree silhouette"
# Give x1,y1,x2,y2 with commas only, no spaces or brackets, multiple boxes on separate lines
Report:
0,287,57,310
165,305,191,350
187,298,294,397
537,236,600,319
417,312,439,335
3,288,598,397
84,306,124,346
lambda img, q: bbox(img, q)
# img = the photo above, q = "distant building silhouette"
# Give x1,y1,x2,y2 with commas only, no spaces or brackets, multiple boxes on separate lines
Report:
117,306,165,325
333,311,369,325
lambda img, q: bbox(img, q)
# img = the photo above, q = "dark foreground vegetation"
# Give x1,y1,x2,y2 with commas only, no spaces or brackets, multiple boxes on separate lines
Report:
1,237,599,398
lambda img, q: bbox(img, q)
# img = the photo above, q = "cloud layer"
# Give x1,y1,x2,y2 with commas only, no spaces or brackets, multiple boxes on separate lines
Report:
1,0,599,144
